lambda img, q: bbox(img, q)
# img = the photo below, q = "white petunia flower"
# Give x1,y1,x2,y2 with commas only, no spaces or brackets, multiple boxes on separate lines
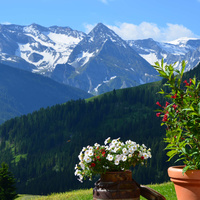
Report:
111,139,118,145
128,154,132,158
143,153,149,159
82,147,86,152
122,148,128,155
114,159,120,165
78,175,83,182
88,150,94,157
89,146,93,151
80,162,85,170
85,150,90,156
104,137,111,145
116,155,122,161
94,143,100,147
84,156,92,163
106,154,114,161
148,152,152,158
132,145,137,151
78,153,84,161
142,144,147,148
122,155,127,162
74,169,81,176
111,148,117,153
128,147,135,154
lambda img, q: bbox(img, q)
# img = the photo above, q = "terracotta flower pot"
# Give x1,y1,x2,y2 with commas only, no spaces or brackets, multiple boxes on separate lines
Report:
168,166,200,200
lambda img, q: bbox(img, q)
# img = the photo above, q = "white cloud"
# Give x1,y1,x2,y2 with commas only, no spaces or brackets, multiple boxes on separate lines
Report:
1,22,12,25
108,22,161,41
84,22,198,42
162,23,196,42
83,23,96,34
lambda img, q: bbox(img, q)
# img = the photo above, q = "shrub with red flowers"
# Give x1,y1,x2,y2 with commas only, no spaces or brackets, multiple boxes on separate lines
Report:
74,137,151,182
153,59,200,173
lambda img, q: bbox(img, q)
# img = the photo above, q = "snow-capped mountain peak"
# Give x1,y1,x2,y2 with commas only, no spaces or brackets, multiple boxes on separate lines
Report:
5,24,87,73
68,23,130,69
128,37,200,72
88,23,127,48
167,37,198,46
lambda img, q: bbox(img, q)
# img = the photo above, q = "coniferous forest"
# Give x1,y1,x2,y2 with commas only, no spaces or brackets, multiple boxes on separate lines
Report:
0,63,199,195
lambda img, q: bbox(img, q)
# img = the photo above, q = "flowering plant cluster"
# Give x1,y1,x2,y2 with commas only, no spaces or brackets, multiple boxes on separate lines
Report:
153,60,200,173
75,137,151,182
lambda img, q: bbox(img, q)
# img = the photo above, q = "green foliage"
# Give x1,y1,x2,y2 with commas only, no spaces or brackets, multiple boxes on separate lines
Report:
0,162,18,200
153,60,200,173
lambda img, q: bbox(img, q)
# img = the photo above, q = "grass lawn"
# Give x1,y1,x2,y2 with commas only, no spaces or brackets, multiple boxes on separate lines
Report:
17,182,177,200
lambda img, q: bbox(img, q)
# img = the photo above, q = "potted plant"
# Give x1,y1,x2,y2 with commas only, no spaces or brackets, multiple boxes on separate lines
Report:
75,137,166,199
153,60,200,200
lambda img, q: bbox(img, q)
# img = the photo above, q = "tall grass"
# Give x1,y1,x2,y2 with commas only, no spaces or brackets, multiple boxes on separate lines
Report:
17,182,177,200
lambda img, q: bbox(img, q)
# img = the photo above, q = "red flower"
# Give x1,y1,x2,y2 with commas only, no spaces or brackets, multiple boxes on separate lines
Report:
96,156,100,160
183,80,189,86
171,93,177,99
162,114,168,122
141,156,144,160
156,101,162,107
102,151,106,157
165,101,170,107
91,163,96,167
156,113,161,117
172,104,178,109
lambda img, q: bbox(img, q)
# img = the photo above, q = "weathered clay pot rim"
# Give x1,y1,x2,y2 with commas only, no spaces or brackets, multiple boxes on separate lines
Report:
168,165,200,180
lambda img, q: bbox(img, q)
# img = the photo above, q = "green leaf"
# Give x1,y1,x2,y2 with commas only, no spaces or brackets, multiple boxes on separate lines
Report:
182,165,190,174
166,150,177,158
158,89,165,94
181,60,186,77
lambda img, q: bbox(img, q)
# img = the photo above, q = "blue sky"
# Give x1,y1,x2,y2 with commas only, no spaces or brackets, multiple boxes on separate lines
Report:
1,0,200,42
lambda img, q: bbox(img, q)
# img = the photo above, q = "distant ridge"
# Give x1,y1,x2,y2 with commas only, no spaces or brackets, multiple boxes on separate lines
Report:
0,63,92,124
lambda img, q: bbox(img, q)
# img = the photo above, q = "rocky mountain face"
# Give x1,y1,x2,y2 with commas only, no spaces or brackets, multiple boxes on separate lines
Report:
0,23,200,95
0,23,86,73
128,37,200,71
62,23,159,94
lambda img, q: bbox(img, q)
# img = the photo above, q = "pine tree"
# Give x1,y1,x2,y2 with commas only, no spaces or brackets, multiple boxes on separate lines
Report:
0,163,18,200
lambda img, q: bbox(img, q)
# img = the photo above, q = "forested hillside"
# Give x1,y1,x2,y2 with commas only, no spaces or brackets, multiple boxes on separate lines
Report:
0,62,199,195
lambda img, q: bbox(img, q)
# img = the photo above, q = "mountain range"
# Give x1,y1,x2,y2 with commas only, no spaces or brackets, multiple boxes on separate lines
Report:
0,22,200,95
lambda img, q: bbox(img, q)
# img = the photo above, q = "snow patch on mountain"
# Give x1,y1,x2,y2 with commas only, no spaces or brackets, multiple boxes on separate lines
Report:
69,51,95,68
140,52,158,65
93,76,117,94
167,37,198,46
